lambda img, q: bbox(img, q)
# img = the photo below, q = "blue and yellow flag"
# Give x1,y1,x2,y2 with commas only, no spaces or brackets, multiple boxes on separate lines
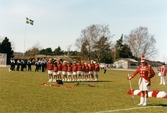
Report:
26,17,34,25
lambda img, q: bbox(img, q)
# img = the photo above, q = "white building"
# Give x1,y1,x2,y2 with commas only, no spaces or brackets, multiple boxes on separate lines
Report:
114,58,138,69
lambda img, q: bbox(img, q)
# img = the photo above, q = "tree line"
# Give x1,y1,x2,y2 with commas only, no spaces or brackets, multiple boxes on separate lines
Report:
0,25,158,64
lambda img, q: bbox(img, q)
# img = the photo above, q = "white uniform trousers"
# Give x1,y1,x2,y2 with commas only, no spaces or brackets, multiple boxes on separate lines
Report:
160,75,166,85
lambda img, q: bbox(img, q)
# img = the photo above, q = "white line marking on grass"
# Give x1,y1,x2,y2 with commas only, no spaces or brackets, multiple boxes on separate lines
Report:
95,106,162,113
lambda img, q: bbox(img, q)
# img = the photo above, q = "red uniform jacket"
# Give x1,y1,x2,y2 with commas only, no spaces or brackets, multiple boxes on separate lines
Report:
62,64,67,72
94,63,100,71
53,64,58,72
85,64,89,72
160,65,167,76
67,65,72,72
47,61,53,70
77,63,82,71
131,65,155,86
89,63,95,71
57,62,62,71
72,63,77,72
81,64,85,72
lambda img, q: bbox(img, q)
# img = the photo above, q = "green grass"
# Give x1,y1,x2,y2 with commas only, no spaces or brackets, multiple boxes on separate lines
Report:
0,66,167,113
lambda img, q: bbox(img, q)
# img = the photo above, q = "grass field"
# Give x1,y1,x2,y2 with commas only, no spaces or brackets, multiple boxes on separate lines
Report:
0,66,167,113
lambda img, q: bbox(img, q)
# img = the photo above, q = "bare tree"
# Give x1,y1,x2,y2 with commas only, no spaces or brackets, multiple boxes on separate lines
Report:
33,42,42,50
93,36,111,61
24,42,41,56
124,26,158,60
66,45,72,56
75,24,113,61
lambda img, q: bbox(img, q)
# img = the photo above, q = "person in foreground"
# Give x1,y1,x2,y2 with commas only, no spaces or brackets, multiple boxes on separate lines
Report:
127,55,155,106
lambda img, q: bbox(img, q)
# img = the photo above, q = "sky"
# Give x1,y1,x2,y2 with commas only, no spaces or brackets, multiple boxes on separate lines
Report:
0,0,167,62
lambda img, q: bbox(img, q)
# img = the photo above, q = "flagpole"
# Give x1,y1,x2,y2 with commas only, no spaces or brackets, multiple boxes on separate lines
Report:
24,17,33,56
24,20,26,56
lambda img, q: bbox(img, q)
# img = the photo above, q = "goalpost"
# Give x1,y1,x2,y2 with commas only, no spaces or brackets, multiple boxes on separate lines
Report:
0,53,7,67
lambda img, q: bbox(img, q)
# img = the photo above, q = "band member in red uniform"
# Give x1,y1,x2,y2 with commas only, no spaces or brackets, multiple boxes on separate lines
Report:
81,61,86,81
72,61,77,81
77,61,82,81
128,55,155,106
57,59,62,80
94,61,100,81
46,58,53,82
85,62,89,81
88,60,95,81
159,63,166,85
62,61,68,81
67,62,72,82
52,61,58,82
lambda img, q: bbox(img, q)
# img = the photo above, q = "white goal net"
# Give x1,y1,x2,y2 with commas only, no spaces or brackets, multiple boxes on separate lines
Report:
0,53,7,67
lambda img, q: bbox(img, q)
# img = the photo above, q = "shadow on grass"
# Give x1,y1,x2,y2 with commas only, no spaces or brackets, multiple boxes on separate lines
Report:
42,80,115,88
148,104,167,107
64,80,115,83
72,81,116,87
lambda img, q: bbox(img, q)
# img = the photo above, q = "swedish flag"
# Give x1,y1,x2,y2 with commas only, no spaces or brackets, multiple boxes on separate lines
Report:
26,17,34,25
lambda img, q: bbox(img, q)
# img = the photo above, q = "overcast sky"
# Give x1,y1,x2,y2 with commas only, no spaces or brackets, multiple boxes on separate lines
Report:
0,0,167,62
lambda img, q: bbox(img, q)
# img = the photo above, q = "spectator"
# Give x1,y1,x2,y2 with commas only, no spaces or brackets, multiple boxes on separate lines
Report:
159,63,166,85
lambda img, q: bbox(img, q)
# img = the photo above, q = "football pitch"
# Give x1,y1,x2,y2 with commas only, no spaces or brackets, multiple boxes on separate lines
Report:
0,66,167,113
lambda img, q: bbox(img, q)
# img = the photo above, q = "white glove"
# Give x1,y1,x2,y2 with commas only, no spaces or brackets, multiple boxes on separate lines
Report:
127,76,132,80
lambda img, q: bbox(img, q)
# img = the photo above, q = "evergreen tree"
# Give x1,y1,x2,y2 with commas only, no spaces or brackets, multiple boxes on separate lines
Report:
120,44,134,58
115,34,134,59
0,37,14,64
40,48,52,55
99,53,113,63
53,46,63,55
114,34,123,59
